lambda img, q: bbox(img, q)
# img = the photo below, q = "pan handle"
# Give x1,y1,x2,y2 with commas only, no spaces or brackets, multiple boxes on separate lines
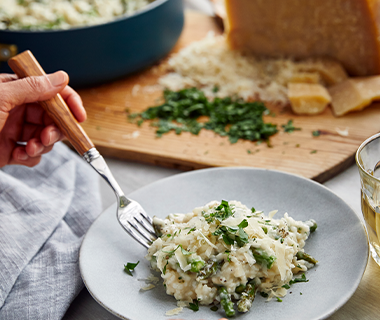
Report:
8,50,94,156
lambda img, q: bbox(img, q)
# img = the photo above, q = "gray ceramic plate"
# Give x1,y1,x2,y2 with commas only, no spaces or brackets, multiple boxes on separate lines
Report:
79,168,368,320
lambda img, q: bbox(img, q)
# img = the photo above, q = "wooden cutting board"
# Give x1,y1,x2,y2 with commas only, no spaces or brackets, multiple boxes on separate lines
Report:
77,11,380,183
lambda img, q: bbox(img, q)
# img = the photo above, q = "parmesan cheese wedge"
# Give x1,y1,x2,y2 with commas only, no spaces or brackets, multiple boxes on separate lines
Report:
329,76,380,116
288,72,321,85
288,83,331,115
224,0,380,76
296,58,348,86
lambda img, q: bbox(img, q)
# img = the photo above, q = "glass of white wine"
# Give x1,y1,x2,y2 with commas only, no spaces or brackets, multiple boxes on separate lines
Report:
356,133,380,266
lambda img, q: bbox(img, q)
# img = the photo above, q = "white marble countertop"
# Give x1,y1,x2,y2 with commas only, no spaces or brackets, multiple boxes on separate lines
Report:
63,1,380,319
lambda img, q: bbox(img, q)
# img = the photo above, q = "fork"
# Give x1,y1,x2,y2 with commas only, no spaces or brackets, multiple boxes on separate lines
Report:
8,50,157,249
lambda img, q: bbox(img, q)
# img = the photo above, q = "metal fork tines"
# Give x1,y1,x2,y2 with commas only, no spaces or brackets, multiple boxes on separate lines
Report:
84,148,157,249
117,197,157,249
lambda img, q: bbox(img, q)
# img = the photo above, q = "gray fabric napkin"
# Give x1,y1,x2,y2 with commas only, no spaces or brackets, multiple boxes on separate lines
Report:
0,142,102,320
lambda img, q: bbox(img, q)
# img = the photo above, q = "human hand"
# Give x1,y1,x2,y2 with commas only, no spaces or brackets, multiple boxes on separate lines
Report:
0,71,86,167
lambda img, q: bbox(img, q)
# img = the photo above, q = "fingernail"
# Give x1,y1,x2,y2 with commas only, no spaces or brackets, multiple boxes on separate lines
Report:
17,150,28,161
47,72,66,87
34,142,44,155
48,129,61,145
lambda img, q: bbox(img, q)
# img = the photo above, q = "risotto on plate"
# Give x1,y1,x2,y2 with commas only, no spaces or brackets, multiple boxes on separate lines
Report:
147,200,318,316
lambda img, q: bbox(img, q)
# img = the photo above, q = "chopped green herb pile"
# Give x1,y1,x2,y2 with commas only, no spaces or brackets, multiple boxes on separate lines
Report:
128,88,278,144
312,130,321,137
123,261,139,276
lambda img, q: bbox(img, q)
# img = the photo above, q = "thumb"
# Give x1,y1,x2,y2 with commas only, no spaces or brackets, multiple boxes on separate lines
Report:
0,71,69,111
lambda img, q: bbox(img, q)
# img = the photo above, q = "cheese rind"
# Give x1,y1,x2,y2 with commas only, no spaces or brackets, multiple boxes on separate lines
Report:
225,0,380,76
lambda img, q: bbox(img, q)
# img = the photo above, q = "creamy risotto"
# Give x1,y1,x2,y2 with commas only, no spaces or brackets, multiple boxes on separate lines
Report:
0,0,154,30
147,200,317,316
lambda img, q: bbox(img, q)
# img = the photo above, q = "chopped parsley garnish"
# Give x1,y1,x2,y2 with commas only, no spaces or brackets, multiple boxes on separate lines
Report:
187,227,196,234
210,305,218,311
312,130,321,137
128,88,278,144
162,244,193,257
162,244,194,275
310,150,317,154
204,200,234,223
123,261,139,276
189,299,199,311
212,219,249,247
289,273,309,285
205,201,249,247
225,250,231,262
238,219,249,228
251,248,276,269
282,120,301,133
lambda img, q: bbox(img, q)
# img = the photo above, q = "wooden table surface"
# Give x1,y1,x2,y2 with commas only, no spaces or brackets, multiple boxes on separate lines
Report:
77,11,380,184
63,1,380,319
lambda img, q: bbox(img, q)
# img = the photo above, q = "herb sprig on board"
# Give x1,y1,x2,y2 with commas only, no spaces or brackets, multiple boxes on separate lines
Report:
128,88,278,143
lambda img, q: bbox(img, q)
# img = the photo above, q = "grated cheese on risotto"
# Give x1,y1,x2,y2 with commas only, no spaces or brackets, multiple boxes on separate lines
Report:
0,0,154,30
159,33,346,105
146,200,317,317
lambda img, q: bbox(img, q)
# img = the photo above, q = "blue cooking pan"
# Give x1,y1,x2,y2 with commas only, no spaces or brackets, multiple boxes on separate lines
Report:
0,0,184,88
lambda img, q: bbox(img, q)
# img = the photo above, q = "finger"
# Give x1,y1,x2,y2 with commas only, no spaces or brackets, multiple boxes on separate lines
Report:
0,73,18,83
10,147,42,167
40,125,64,147
0,71,69,111
60,85,87,122
25,103,45,125
20,123,40,141
25,138,54,157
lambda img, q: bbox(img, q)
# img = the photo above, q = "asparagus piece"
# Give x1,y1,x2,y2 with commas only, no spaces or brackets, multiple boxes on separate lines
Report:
218,287,235,317
237,279,258,313
251,247,276,269
190,259,205,272
235,284,246,294
197,259,221,280
304,219,317,233
296,251,318,264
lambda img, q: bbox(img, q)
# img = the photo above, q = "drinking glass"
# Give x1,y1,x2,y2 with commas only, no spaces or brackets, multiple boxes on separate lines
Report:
356,132,380,266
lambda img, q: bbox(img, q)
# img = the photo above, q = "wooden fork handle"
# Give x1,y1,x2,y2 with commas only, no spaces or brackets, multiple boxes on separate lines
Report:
8,50,94,156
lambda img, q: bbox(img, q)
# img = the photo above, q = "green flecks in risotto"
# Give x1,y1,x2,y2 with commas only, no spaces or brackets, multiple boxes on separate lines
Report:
146,200,317,316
